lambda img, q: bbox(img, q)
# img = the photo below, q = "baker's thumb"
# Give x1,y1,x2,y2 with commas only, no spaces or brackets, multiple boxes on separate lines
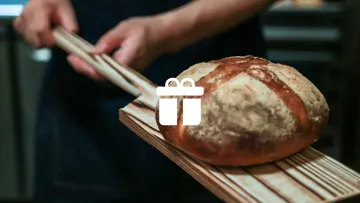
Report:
92,29,125,54
56,3,78,33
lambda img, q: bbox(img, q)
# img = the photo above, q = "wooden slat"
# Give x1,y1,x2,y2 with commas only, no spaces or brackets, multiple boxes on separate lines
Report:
119,94,360,203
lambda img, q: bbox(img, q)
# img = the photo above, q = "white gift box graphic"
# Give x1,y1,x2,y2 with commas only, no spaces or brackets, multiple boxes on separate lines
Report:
156,78,204,126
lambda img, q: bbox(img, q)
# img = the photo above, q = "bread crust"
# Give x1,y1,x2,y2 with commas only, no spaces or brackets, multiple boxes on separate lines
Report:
155,56,329,166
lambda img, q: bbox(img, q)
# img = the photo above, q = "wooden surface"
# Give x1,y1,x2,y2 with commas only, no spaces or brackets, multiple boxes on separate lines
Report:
120,93,360,203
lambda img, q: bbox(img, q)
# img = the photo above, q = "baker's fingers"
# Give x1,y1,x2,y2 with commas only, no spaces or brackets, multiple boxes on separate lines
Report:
14,5,53,48
113,43,138,67
112,38,151,72
15,14,42,48
55,3,79,33
67,54,105,81
23,31,42,48
13,15,25,34
27,9,54,47
92,28,125,54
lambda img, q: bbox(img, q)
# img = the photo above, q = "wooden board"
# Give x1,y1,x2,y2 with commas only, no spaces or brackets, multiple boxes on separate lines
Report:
119,94,360,203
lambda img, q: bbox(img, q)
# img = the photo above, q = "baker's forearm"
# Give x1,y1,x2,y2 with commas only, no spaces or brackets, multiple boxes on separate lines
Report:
156,0,277,53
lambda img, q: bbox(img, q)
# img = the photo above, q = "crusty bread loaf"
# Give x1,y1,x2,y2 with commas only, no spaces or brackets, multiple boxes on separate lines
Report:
155,56,329,166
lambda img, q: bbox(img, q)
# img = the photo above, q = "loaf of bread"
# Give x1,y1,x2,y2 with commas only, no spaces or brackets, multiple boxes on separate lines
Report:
155,56,329,166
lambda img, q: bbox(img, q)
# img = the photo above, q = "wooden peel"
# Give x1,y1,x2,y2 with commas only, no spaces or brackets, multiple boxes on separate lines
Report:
52,26,360,202
120,98,360,203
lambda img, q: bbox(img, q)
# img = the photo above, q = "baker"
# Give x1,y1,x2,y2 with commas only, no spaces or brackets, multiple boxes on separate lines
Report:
13,0,279,202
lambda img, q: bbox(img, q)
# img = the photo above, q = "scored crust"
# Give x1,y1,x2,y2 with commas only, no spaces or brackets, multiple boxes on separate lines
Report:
155,56,329,166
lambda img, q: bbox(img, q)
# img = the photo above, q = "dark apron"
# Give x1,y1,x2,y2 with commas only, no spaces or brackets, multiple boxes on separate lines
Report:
32,0,266,202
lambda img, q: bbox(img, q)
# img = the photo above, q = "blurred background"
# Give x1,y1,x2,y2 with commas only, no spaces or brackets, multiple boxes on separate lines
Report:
0,0,359,202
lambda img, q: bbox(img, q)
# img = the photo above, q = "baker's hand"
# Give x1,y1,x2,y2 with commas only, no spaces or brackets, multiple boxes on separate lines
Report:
67,16,170,81
13,0,78,48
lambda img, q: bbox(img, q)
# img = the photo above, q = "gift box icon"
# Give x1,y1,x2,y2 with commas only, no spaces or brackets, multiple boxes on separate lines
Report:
156,78,204,126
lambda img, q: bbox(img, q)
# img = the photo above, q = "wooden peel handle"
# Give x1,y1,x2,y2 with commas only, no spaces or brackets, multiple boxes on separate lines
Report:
52,26,158,106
